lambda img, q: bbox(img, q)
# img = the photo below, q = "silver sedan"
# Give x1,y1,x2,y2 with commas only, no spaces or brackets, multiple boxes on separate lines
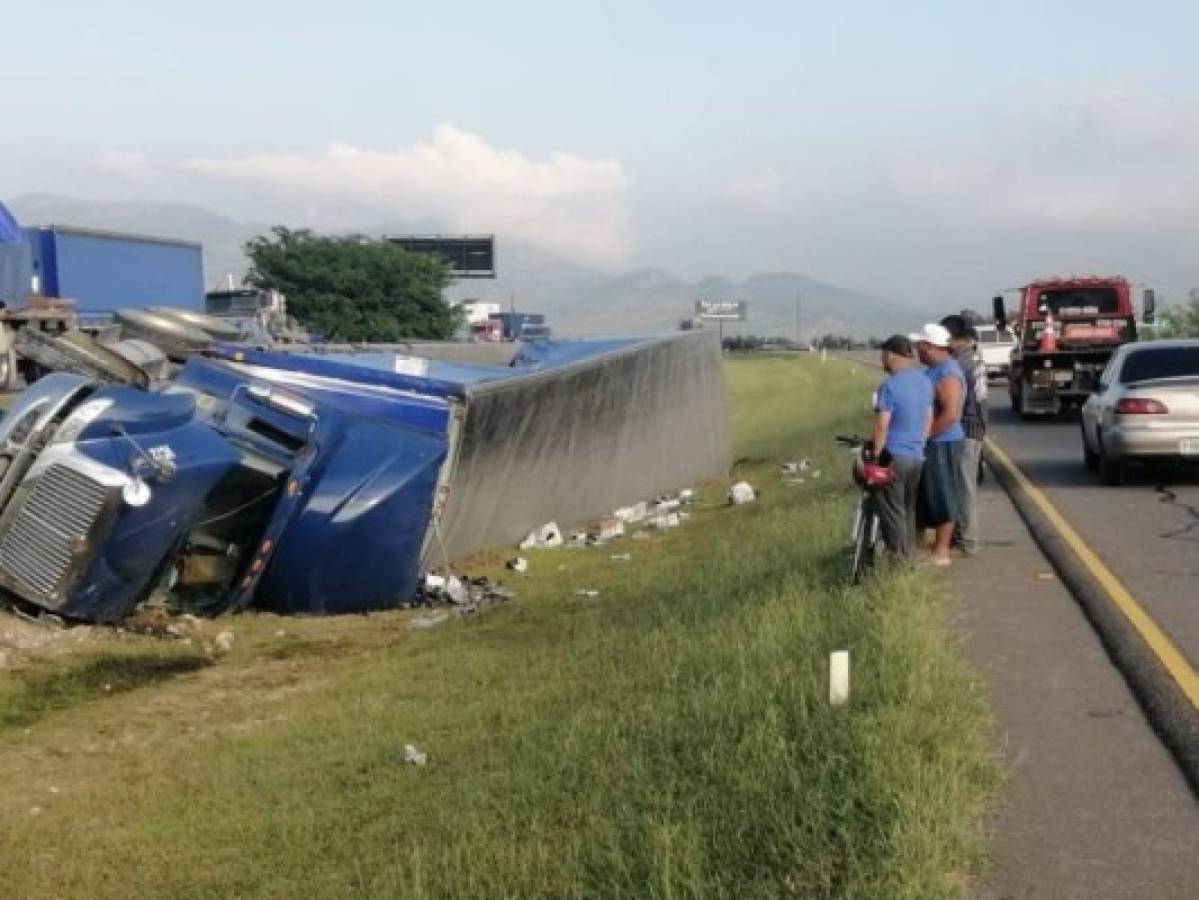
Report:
1080,340,1199,484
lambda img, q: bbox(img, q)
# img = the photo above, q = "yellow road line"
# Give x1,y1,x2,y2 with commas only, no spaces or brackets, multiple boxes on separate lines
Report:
987,438,1199,709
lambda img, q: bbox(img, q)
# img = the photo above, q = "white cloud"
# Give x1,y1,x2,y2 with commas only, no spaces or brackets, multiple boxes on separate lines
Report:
677,83,1199,301
180,125,634,267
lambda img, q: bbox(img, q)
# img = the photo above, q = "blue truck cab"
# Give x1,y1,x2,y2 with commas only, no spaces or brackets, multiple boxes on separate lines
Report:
0,350,457,621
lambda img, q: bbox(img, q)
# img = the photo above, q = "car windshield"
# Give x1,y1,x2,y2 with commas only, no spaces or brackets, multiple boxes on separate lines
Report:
1033,287,1120,315
1120,347,1199,383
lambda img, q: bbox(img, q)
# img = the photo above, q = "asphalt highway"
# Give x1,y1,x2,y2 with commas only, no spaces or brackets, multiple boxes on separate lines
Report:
986,388,1199,670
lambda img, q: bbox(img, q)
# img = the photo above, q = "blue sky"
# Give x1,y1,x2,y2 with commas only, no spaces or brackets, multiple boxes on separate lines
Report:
4,1,1199,302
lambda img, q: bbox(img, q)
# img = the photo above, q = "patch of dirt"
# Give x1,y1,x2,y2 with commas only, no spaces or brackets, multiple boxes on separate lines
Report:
0,609,99,670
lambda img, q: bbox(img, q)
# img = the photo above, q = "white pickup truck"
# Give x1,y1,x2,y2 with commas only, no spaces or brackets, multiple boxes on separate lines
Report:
975,324,1016,380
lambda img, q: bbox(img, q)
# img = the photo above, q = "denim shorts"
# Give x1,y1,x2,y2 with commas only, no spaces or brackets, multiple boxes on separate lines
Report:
918,440,962,527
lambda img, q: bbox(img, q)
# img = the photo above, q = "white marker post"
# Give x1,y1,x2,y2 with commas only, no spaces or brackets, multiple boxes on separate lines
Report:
829,651,850,706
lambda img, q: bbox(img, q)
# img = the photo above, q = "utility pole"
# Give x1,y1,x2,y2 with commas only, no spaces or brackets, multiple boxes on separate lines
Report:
795,291,802,347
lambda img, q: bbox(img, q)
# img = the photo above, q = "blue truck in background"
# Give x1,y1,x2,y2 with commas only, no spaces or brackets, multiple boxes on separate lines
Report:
21,225,204,311
0,201,204,310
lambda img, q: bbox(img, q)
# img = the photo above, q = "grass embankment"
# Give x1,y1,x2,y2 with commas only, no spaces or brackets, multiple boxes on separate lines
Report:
0,353,996,899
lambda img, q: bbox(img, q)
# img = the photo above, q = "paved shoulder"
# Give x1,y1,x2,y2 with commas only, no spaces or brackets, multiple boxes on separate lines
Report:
950,477,1199,900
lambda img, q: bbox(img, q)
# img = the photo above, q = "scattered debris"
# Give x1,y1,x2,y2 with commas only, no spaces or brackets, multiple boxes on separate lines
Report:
728,481,757,505
574,588,600,598
811,470,823,479
610,553,632,562
417,574,514,616
520,522,565,550
781,459,812,474
403,744,429,766
613,502,649,524
785,478,806,486
443,576,470,604
649,511,682,530
213,631,236,655
631,530,652,542
506,557,530,574
595,516,626,543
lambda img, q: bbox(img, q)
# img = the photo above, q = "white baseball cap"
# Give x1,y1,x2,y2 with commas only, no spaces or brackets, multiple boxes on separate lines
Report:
909,323,951,348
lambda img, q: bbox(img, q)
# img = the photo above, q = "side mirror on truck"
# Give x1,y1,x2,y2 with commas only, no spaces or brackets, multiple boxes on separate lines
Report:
1143,289,1156,325
992,295,1007,329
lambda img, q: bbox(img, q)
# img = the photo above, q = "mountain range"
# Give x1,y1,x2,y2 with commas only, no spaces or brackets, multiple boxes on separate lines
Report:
9,193,920,338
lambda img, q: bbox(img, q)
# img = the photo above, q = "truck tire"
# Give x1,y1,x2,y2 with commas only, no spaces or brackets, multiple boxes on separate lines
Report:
14,328,150,388
115,309,212,361
1017,386,1036,421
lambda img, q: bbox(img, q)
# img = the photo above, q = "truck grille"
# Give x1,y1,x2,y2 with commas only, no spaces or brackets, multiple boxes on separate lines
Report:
0,464,110,603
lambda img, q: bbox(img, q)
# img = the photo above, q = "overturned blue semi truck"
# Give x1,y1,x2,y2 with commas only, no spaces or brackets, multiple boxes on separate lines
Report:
0,332,728,621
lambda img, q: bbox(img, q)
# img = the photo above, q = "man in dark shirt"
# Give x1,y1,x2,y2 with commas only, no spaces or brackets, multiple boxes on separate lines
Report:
940,315,988,555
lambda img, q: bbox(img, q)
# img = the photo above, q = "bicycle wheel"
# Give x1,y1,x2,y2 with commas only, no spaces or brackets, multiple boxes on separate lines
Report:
850,509,870,583
851,500,886,584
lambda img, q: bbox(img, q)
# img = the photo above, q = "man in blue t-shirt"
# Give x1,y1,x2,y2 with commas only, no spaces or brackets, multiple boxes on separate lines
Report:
872,334,933,558
913,323,966,566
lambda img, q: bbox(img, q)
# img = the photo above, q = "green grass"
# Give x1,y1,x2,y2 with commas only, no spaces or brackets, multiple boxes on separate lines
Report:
0,644,211,730
0,353,996,899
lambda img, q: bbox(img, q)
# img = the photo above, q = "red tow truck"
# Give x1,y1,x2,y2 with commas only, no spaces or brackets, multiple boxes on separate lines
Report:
995,275,1156,418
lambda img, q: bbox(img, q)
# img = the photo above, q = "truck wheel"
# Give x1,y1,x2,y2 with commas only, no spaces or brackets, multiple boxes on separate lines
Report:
1098,436,1124,486
1081,423,1099,471
14,328,150,387
1017,388,1036,421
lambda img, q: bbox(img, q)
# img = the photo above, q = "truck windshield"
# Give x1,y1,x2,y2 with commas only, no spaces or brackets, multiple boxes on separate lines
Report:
1120,347,1199,383
1033,287,1120,315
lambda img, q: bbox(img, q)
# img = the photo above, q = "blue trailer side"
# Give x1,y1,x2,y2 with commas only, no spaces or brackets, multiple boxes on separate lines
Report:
22,226,204,312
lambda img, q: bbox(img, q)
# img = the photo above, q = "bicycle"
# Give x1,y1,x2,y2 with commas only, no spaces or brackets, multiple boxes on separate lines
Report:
835,434,895,584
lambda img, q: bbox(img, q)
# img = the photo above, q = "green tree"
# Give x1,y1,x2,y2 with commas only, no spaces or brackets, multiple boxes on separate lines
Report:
1158,289,1199,338
244,227,460,342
